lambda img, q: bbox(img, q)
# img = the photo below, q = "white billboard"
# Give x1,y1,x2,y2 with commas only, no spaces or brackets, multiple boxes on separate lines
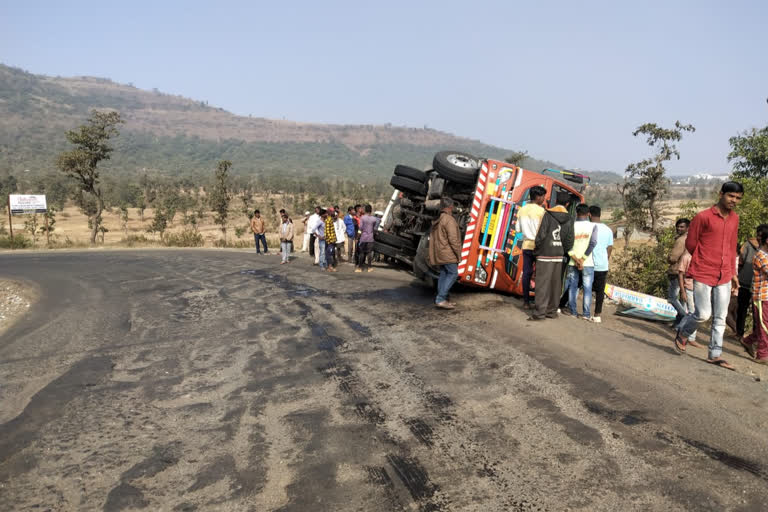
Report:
9,194,47,214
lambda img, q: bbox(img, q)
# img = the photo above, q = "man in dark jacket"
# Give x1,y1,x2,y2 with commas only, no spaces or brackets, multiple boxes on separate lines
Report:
530,192,574,320
428,197,461,310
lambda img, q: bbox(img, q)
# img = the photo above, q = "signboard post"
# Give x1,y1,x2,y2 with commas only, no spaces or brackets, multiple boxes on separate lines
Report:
8,195,48,250
6,196,12,250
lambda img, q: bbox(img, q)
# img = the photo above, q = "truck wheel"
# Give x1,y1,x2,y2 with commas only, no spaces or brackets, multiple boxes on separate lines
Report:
390,175,427,196
394,165,427,183
374,231,417,250
433,150,481,185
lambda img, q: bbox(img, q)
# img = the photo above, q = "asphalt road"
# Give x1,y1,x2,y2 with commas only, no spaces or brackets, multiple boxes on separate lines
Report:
1,249,767,512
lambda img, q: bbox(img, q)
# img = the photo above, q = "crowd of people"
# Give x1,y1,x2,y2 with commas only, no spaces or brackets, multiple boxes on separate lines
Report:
664,181,768,369
427,181,768,371
248,204,382,272
249,181,768,371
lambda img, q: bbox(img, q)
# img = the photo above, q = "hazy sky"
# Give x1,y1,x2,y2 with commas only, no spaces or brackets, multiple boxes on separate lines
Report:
2,0,766,174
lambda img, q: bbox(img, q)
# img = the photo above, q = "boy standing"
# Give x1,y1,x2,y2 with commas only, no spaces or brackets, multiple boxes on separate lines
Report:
588,206,613,323
279,213,294,264
516,186,547,309
314,209,327,269
324,207,338,272
250,210,268,254
356,205,380,273
667,218,690,327
531,192,574,320
334,209,347,263
344,206,357,262
565,204,597,319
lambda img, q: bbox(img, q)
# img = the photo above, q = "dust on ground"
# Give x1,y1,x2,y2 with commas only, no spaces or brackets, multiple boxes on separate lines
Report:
0,279,36,336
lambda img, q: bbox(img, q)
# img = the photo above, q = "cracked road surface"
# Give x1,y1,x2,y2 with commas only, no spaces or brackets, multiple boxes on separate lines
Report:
1,250,767,511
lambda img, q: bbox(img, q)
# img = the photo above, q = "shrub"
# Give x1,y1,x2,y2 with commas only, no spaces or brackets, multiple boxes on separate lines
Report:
609,227,675,297
213,238,251,248
0,233,33,249
609,201,700,297
121,234,153,247
164,229,204,247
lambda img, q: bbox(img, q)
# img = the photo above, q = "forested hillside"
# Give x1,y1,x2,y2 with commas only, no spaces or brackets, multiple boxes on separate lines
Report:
0,63,567,181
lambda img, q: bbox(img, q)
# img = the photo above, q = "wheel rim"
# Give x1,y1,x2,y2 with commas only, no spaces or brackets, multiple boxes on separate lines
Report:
446,154,478,170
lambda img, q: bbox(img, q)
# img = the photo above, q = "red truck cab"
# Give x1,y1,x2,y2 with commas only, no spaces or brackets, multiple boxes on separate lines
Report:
375,152,587,297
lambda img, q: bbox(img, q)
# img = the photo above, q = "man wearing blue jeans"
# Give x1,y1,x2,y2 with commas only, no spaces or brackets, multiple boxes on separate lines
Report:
674,182,744,370
428,198,461,310
667,218,690,327
565,204,597,319
314,208,328,269
250,210,268,254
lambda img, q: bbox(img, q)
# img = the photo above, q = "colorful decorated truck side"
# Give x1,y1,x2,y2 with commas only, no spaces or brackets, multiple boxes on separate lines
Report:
375,151,587,297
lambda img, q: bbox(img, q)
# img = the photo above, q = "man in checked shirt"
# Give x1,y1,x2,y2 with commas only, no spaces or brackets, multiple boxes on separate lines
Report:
674,182,744,370
740,224,768,364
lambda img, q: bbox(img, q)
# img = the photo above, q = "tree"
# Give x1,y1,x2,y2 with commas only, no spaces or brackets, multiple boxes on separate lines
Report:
119,205,129,236
625,121,695,232
504,150,528,166
56,110,123,244
734,178,768,244
147,207,169,241
24,214,40,243
39,207,57,244
0,174,18,212
209,160,232,239
136,194,147,222
728,126,768,179
615,181,647,249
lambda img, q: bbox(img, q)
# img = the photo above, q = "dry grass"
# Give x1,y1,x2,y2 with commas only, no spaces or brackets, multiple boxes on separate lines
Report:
5,206,283,249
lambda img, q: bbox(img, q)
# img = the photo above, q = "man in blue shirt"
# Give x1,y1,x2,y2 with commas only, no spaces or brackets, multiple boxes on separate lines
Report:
344,206,357,263
588,206,613,323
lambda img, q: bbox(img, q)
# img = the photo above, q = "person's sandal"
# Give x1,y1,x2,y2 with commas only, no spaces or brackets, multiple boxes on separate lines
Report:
740,338,756,358
706,358,735,371
673,332,687,353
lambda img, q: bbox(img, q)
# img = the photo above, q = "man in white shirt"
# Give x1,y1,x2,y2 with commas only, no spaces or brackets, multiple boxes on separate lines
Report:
301,211,311,252
333,210,347,263
307,206,321,264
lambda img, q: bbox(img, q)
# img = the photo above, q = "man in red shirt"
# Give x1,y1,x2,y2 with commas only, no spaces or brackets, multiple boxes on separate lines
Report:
674,182,744,370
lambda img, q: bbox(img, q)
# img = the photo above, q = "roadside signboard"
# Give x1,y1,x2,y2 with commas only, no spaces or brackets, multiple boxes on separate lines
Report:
6,194,50,249
10,194,47,214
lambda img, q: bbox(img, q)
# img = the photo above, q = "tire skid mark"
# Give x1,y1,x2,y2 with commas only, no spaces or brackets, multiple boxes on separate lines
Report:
404,418,434,447
364,466,407,512
385,454,441,502
316,322,532,510
350,329,548,511
241,269,536,510
655,430,768,482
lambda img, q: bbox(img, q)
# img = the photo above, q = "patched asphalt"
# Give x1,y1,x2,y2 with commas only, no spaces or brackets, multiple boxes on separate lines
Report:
1,249,767,511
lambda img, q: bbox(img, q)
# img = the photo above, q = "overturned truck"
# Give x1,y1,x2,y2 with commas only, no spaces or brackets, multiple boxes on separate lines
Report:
374,151,588,297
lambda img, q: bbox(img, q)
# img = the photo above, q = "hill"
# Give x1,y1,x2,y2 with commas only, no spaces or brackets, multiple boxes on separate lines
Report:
0,64,567,181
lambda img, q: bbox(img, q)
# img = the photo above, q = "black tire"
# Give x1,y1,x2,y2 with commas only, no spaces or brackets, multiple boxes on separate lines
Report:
374,231,417,250
394,165,427,183
390,175,427,196
433,150,481,185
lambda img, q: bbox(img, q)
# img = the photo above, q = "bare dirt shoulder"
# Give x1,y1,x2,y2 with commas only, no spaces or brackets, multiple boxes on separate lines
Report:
0,278,38,336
